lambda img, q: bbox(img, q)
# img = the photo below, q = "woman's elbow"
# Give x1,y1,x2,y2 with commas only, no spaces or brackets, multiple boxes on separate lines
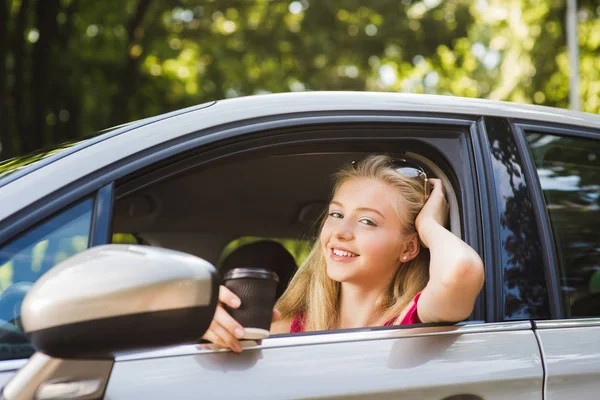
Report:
441,253,485,295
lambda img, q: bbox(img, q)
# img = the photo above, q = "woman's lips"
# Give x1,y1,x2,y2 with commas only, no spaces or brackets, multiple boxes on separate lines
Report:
329,247,359,262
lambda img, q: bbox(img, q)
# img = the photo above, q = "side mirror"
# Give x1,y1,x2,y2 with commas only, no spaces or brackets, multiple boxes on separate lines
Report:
21,244,219,359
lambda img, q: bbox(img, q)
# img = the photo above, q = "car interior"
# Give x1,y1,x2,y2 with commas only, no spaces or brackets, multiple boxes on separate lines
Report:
111,149,463,308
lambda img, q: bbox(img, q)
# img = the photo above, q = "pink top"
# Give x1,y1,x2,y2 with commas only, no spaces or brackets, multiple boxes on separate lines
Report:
290,292,422,333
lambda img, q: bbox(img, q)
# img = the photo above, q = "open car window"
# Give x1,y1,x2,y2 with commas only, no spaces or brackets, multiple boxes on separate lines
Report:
111,123,479,333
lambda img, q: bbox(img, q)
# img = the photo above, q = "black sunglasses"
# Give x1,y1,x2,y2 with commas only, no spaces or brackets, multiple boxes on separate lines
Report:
351,158,430,197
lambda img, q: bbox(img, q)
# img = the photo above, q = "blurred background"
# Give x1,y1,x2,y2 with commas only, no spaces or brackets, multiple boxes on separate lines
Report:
0,0,599,161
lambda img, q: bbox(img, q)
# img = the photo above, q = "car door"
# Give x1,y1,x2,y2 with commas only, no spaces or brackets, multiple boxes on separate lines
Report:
100,113,544,399
515,122,600,400
106,323,541,399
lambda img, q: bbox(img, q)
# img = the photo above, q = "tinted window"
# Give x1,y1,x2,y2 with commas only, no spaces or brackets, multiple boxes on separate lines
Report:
0,199,93,360
485,117,550,320
526,132,600,318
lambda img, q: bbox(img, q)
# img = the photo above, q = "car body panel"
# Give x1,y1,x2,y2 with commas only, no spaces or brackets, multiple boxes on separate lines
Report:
0,360,26,388
535,320,600,400
106,323,543,399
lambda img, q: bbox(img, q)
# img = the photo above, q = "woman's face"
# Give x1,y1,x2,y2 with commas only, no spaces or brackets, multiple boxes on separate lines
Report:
320,177,408,289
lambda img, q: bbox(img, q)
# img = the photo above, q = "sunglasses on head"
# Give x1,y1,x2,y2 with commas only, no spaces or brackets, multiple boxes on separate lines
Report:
351,158,430,197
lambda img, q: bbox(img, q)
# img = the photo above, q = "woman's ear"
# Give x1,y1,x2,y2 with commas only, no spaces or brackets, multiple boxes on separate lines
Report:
400,235,420,263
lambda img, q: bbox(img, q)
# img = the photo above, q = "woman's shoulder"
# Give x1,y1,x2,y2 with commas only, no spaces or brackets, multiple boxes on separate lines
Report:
270,318,294,334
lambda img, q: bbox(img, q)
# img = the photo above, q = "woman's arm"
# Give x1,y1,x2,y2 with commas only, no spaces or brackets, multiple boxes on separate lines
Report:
416,179,485,323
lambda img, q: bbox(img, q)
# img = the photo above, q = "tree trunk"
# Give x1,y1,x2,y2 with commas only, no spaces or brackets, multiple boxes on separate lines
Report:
58,0,79,141
11,0,29,156
110,0,152,127
0,0,13,160
30,0,60,152
61,1,83,140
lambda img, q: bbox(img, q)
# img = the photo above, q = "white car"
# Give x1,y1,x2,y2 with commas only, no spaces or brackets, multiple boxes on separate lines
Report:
0,92,598,399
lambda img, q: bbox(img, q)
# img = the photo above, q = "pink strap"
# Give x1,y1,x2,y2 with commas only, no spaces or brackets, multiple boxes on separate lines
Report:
399,292,422,325
384,292,422,326
290,312,305,333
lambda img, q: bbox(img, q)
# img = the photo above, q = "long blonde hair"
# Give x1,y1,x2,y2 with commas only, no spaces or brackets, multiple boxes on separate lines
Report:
276,154,431,331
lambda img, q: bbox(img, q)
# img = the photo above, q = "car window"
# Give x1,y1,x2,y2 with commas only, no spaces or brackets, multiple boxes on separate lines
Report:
526,132,600,318
0,198,93,360
111,127,480,326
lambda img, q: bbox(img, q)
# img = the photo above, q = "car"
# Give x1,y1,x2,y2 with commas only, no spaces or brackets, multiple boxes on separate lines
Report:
0,91,598,399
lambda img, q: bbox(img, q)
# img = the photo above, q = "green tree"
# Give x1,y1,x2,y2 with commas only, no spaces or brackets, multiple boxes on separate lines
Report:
1,0,599,161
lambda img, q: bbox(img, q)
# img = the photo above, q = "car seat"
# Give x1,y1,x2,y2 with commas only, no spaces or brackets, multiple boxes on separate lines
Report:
220,240,297,301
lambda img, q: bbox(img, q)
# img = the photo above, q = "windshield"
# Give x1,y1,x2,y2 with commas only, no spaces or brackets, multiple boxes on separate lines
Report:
0,140,85,180
0,102,213,184
0,123,131,182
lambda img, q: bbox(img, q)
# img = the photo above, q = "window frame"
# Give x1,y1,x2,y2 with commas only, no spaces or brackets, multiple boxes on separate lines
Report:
89,183,115,247
514,120,600,320
0,111,491,344
110,114,487,324
472,118,501,322
479,117,554,321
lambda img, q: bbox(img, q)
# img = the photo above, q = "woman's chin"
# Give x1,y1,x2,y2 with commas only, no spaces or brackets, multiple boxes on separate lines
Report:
326,263,354,283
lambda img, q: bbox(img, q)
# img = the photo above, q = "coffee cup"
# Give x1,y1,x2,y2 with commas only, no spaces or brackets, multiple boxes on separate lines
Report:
222,268,279,340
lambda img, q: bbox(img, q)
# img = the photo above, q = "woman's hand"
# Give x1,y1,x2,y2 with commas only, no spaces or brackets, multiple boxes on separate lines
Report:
415,178,449,248
201,285,280,353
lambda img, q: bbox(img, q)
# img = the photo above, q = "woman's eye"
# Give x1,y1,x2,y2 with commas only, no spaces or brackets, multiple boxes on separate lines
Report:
328,212,343,219
359,218,377,227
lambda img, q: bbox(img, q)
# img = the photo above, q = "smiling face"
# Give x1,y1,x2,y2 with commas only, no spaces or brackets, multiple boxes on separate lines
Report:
320,177,410,290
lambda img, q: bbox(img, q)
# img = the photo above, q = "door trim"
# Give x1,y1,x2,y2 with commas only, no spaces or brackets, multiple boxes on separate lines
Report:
535,318,600,329
117,321,532,362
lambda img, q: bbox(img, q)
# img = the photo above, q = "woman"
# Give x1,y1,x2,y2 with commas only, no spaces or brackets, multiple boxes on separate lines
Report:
203,155,484,352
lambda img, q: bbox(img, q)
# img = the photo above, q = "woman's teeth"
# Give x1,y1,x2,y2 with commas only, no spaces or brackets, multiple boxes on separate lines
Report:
333,249,358,257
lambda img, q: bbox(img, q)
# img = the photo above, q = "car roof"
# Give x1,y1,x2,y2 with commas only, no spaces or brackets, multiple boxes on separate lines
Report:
1,91,599,222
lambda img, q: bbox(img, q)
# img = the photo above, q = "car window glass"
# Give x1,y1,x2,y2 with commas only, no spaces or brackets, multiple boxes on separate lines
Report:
0,198,93,360
526,132,600,318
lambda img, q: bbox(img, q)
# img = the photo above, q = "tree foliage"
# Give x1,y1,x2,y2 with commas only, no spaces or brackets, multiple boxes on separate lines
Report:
1,0,599,160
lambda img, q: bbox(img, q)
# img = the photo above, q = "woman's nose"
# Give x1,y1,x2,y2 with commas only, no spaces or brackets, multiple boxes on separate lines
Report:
333,221,354,240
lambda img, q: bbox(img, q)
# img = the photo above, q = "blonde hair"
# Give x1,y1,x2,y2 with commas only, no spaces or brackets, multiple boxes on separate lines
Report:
276,154,431,331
